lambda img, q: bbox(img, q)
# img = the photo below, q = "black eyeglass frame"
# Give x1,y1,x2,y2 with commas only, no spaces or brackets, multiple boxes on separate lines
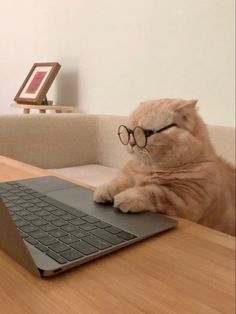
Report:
118,123,178,148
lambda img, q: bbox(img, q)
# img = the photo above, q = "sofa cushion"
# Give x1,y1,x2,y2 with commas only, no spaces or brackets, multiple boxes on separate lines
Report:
0,114,98,169
49,164,118,187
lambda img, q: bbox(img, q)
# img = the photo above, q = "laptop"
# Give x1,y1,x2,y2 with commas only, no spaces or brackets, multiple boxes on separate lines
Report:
0,176,177,277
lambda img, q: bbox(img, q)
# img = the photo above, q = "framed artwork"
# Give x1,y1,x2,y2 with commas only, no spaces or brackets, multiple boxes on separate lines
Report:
14,62,61,105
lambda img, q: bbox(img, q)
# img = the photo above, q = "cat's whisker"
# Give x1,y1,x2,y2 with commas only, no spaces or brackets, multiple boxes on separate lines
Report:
144,147,150,154
136,147,152,166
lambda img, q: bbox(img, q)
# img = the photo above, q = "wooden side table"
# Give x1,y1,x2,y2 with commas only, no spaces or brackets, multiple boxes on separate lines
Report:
11,103,73,114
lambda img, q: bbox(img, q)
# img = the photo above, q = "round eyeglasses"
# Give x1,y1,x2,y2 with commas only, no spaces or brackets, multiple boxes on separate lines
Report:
118,123,178,148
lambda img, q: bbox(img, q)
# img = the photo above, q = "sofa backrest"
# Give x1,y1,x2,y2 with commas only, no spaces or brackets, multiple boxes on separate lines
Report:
207,125,235,165
95,115,129,169
0,114,97,169
0,114,234,169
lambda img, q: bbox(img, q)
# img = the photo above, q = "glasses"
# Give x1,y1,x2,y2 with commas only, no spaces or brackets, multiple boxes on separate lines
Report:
118,123,178,148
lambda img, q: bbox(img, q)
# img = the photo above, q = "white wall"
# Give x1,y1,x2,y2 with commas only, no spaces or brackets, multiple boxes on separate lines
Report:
0,0,234,127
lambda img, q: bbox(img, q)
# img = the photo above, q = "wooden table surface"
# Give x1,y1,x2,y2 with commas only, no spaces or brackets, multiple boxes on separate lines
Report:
0,155,235,314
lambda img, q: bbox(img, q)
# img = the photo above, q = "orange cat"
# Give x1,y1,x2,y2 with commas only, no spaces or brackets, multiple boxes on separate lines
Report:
94,99,235,236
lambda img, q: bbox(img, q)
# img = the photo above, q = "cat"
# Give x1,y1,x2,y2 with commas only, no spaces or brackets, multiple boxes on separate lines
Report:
94,99,235,236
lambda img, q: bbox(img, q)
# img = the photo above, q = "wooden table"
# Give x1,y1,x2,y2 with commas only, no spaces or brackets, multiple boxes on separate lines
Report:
0,155,235,314
11,103,73,114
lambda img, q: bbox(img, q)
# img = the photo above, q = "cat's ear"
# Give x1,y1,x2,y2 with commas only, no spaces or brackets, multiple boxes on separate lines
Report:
174,100,198,130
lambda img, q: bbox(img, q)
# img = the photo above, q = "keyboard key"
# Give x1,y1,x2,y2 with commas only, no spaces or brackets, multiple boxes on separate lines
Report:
61,213,76,221
48,229,68,238
30,198,42,204
83,235,112,250
117,231,137,240
17,209,30,216
71,230,89,238
28,230,48,239
48,242,69,253
44,214,57,222
36,210,50,217
41,224,58,232
71,241,98,255
24,214,39,221
60,235,79,244
27,206,41,213
19,200,33,206
19,231,29,239
72,210,87,218
61,224,79,232
7,196,19,201
35,201,49,208
105,226,122,234
32,219,48,226
0,183,13,191
60,249,84,261
15,191,28,196
51,209,66,216
79,223,97,231
52,219,68,227
25,237,38,245
22,188,35,194
94,221,111,228
22,195,35,201
19,202,34,208
35,243,48,253
15,219,30,227
21,225,38,233
7,205,21,212
0,189,11,195
7,182,19,186
31,191,45,198
44,205,58,212
11,214,21,222
39,236,58,246
90,229,125,245
71,218,86,226
46,251,67,264
3,201,15,208
82,215,100,224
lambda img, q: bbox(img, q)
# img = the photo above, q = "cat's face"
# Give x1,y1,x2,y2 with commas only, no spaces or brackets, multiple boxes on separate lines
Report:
125,99,208,168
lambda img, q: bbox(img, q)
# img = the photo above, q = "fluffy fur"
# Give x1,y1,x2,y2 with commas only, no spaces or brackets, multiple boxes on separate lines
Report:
94,99,235,236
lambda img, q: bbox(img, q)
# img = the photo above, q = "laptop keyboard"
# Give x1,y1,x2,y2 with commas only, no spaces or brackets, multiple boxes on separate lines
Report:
0,181,137,265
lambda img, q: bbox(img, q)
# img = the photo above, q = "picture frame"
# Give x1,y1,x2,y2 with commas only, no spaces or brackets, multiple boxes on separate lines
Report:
14,62,61,105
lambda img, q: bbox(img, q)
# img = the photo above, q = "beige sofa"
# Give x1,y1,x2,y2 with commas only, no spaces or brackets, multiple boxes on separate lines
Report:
0,114,235,187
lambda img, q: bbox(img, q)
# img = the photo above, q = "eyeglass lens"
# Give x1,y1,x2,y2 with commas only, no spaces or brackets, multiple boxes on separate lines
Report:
118,125,130,145
133,127,146,148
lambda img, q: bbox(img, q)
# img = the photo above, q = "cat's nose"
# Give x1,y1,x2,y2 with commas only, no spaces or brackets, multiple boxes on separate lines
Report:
129,136,136,147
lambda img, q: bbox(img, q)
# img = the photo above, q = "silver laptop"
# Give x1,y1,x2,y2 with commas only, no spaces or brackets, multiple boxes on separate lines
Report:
0,176,177,277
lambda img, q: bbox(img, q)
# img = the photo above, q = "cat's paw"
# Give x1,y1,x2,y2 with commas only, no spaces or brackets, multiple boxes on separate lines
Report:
114,189,149,213
94,184,115,203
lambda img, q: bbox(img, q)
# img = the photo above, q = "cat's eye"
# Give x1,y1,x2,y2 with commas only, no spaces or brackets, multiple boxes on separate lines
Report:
118,123,178,148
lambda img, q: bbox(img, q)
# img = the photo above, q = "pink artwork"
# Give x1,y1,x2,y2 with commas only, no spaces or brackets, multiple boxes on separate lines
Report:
26,71,47,94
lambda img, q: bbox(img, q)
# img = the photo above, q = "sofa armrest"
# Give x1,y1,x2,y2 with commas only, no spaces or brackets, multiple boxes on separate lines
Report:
0,114,97,169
